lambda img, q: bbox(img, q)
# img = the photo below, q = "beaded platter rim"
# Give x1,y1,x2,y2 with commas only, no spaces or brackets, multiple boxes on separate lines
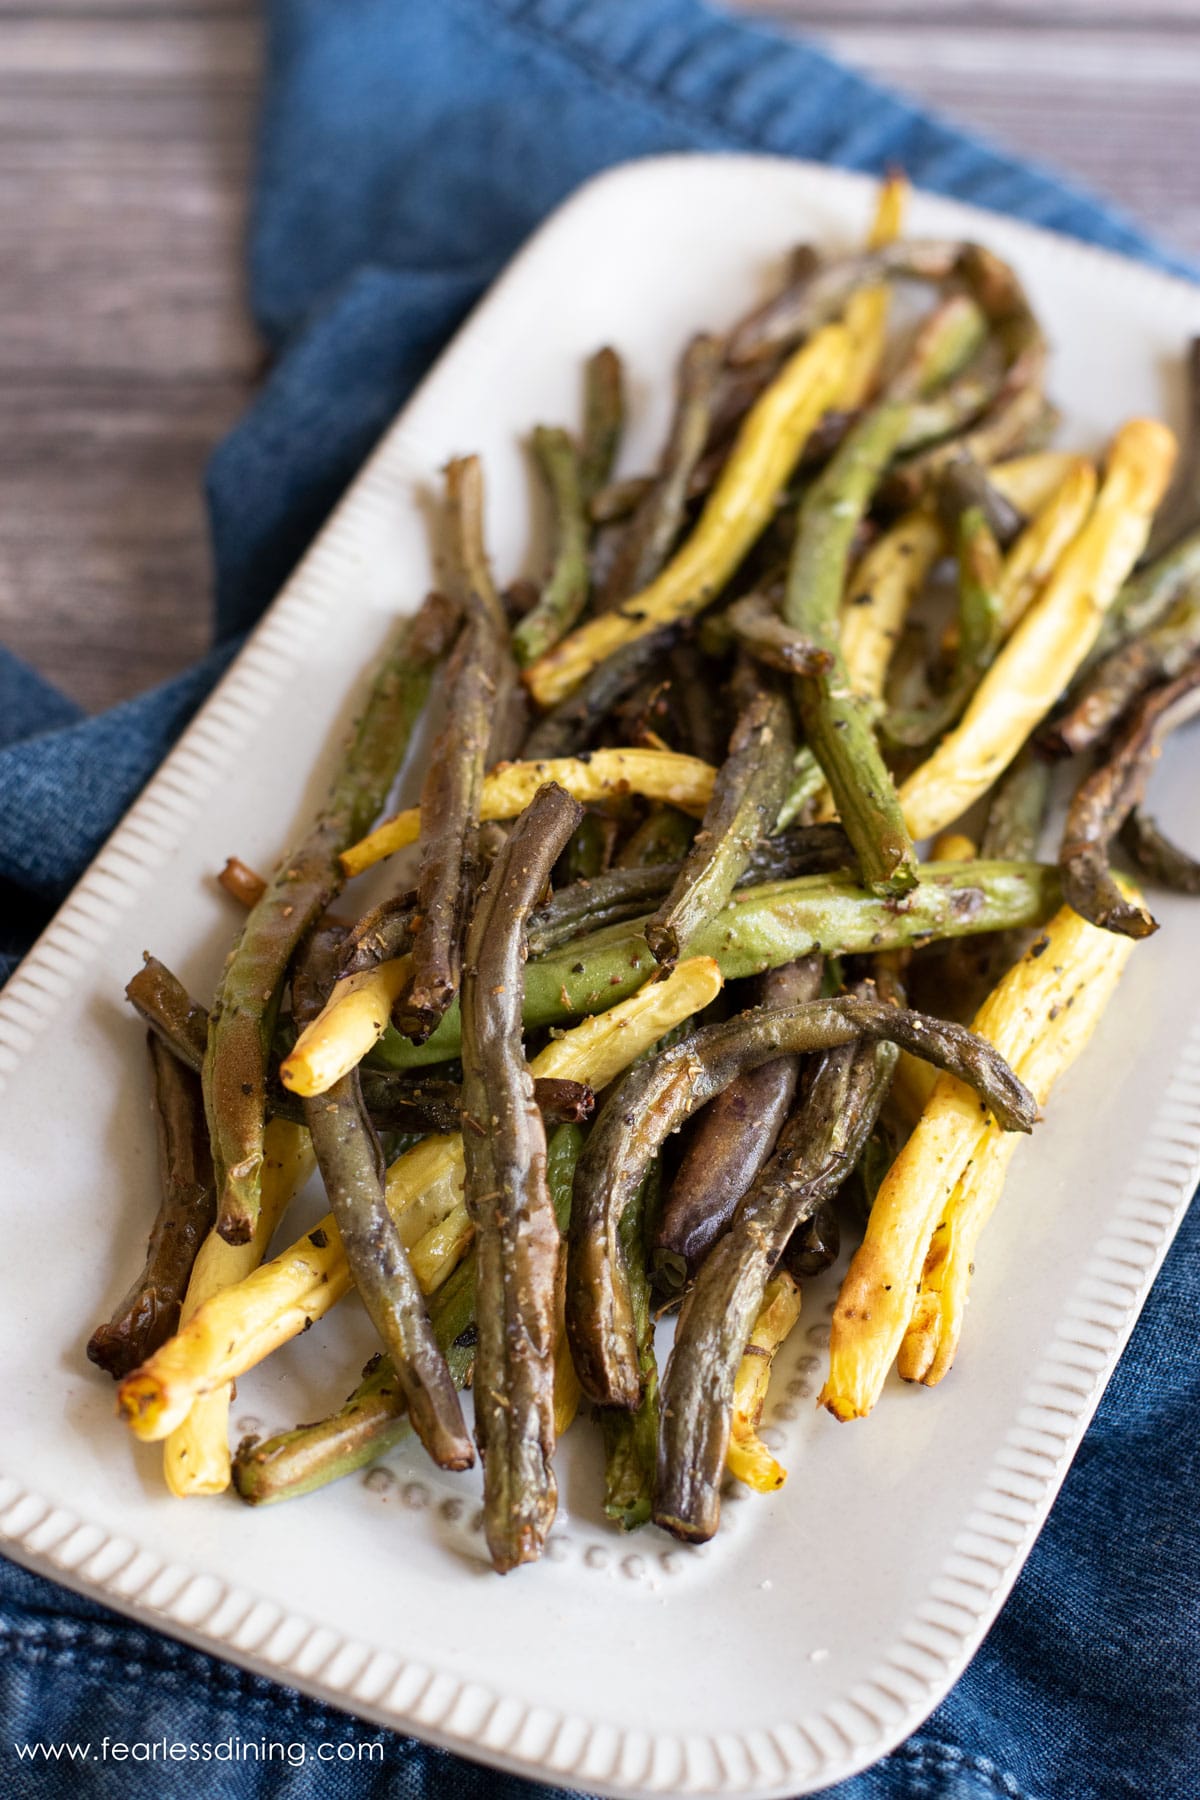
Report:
2,155,1200,1799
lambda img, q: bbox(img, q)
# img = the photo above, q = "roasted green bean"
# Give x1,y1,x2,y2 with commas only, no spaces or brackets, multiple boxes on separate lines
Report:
126,955,210,1073
231,1112,589,1509
88,1035,217,1379
1120,808,1200,893
303,1070,474,1471
892,314,997,454
645,661,795,963
884,502,1004,748
522,624,681,759
782,345,954,882
513,428,591,665
567,992,1033,1408
337,893,414,977
936,452,1026,549
665,639,730,767
726,239,962,366
589,474,650,525
655,1030,896,1542
980,747,1053,862
613,803,698,871
202,590,457,1244
1091,527,1200,665
887,249,1047,503
460,781,584,1571
600,1163,662,1531
783,1196,841,1278
1060,660,1200,937
398,459,518,1042
579,346,624,504
130,955,316,1129
774,746,828,832
597,335,721,611
527,825,851,956
370,860,1062,1070
786,293,994,892
558,810,613,884
903,384,1055,497
130,952,586,1137
925,746,1056,1011
651,957,822,1291
842,1111,903,1229
1052,583,1200,757
724,591,833,677
443,1069,591,1137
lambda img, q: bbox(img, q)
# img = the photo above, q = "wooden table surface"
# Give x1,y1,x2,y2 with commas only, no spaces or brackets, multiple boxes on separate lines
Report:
3,0,1198,713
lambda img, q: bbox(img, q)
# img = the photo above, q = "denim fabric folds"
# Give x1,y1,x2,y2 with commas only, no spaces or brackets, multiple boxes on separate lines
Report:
2,3,1197,1797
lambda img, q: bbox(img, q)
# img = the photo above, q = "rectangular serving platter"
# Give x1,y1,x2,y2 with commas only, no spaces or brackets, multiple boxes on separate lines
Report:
2,155,1200,1800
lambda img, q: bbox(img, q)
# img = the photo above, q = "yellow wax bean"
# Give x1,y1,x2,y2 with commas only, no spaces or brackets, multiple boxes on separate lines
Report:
838,170,910,409
725,1271,803,1493
279,958,411,1097
523,325,851,707
821,904,1138,1421
899,419,1176,841
340,749,715,877
163,1120,313,1496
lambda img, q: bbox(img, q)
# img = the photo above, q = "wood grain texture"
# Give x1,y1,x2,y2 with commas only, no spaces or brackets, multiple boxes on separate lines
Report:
0,2,261,711
744,4,1200,259
1,0,1195,713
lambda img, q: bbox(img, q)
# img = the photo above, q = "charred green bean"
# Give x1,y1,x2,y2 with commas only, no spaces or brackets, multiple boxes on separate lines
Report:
782,1197,841,1278
936,452,1026,549
522,624,681,759
338,893,414,978
655,1031,896,1541
600,1163,662,1531
651,957,822,1291
126,955,210,1073
399,459,519,1042
1052,583,1200,757
460,781,584,1571
724,591,833,677
784,399,921,892
726,239,961,366
1060,660,1200,937
87,1036,216,1379
567,992,1033,1408
1092,527,1200,665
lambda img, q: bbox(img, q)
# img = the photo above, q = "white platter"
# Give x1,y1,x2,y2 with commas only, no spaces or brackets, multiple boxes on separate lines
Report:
2,155,1200,1799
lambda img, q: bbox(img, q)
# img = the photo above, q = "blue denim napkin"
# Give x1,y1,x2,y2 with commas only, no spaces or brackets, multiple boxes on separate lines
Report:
2,4,1197,1797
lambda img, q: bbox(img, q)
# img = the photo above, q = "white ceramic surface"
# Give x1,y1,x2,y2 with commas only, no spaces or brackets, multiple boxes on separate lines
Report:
2,156,1200,1800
